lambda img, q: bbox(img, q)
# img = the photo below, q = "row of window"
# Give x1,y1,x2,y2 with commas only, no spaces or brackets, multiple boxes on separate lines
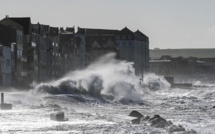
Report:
117,42,146,48
116,35,132,40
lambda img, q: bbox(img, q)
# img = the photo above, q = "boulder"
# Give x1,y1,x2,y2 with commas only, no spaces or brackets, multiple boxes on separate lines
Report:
148,115,170,128
141,116,150,122
0,103,12,110
129,110,144,124
129,110,143,118
50,112,68,121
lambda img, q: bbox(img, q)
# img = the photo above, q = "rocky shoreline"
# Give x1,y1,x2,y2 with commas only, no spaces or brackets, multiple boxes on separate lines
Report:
129,110,197,134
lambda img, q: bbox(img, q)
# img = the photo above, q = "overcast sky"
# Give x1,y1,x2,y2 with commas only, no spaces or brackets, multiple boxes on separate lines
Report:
1,0,215,49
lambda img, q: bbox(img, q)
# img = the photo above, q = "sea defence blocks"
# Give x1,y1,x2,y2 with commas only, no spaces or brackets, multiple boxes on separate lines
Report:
0,93,12,110
50,112,68,121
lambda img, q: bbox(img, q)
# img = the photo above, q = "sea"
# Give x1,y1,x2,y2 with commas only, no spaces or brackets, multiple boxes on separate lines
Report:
0,53,215,134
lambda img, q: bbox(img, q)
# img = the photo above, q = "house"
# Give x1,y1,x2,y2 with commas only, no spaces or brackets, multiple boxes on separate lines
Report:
0,16,29,87
76,27,118,67
76,27,149,76
59,28,75,73
85,33,118,65
32,23,61,81
116,27,149,75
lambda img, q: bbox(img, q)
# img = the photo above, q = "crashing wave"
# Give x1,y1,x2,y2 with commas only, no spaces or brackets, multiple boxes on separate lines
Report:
32,53,170,103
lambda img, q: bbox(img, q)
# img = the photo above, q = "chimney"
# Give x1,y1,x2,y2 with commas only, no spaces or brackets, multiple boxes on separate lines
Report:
6,15,9,18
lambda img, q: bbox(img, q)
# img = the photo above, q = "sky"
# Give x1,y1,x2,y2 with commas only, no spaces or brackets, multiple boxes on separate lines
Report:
0,0,215,49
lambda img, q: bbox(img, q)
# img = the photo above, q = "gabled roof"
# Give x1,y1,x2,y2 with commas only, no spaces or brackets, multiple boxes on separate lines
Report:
0,18,23,31
118,27,134,34
85,35,117,51
134,30,149,42
135,30,148,38
7,17,31,35
0,23,17,46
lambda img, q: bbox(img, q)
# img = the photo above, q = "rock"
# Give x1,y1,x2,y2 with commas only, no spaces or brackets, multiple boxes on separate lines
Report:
129,110,144,124
212,106,215,108
141,116,150,121
50,112,68,121
148,115,170,128
167,125,186,133
51,104,62,109
168,121,173,126
186,129,197,134
129,110,143,118
131,118,141,124
0,103,12,110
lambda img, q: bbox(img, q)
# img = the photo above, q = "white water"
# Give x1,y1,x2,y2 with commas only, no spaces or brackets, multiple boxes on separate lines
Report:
1,53,215,133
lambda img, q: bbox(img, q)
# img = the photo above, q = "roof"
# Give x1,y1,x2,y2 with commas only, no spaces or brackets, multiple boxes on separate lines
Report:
59,32,73,43
7,17,31,35
118,27,133,34
66,27,74,32
0,23,17,46
134,30,149,42
77,27,118,35
85,35,117,51
150,60,171,63
49,27,59,36
0,18,23,31
150,49,215,59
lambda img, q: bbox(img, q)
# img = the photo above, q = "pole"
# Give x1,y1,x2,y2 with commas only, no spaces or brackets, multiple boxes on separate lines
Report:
1,93,4,104
142,43,144,83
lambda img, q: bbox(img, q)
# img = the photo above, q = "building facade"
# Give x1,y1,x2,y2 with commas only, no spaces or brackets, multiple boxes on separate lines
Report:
76,27,149,76
0,16,150,87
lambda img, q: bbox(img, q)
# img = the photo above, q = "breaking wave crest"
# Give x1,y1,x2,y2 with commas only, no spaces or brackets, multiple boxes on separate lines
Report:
33,53,170,103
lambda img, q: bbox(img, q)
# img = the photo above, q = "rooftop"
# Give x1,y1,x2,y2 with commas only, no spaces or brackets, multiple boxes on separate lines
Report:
150,48,215,59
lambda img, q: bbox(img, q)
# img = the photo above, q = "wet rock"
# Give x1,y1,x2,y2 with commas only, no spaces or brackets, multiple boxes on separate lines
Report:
168,121,173,126
148,115,170,128
129,110,144,124
50,112,68,121
129,112,197,133
167,125,186,133
141,116,150,122
185,129,197,134
129,110,143,118
131,118,142,124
